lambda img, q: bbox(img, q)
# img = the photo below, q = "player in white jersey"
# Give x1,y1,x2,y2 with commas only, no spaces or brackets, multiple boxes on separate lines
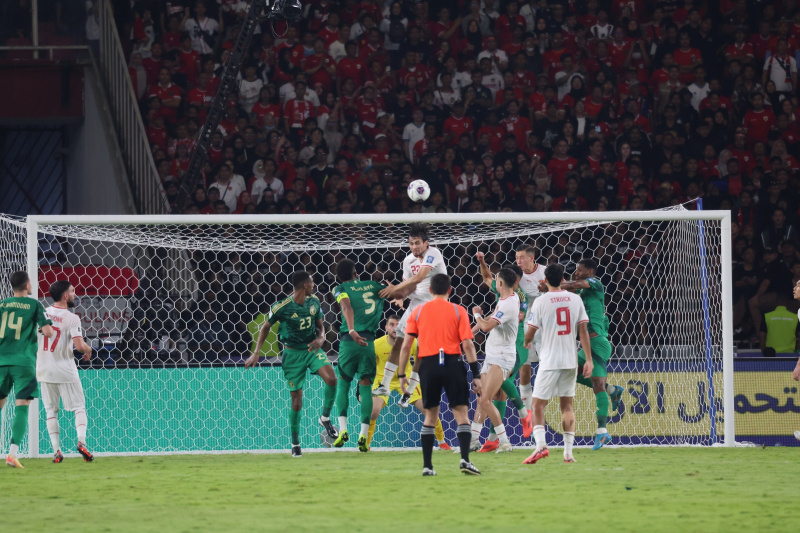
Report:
374,223,448,401
522,264,592,465
515,245,546,412
38,280,94,463
792,281,800,441
469,268,520,453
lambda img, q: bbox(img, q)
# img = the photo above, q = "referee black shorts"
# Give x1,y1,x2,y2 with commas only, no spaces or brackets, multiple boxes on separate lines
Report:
419,354,469,409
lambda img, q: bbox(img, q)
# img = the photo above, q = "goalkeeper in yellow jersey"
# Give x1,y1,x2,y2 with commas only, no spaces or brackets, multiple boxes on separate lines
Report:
365,315,450,451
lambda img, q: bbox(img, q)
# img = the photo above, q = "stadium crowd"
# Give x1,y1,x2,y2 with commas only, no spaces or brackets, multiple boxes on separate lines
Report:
6,0,800,359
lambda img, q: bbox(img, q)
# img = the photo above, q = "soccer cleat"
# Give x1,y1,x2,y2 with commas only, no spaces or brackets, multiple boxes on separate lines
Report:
564,456,577,463
460,459,481,476
478,439,499,453
291,445,302,457
53,451,64,464
436,441,451,451
496,442,513,453
333,430,349,448
521,410,533,438
357,434,369,452
5,455,24,469
469,438,481,452
372,384,390,396
794,430,800,441
522,447,549,465
397,393,412,408
610,385,624,412
422,467,437,476
319,416,339,439
592,432,612,450
77,443,94,462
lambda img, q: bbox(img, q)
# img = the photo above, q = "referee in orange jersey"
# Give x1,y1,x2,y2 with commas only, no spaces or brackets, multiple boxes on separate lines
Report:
398,273,483,476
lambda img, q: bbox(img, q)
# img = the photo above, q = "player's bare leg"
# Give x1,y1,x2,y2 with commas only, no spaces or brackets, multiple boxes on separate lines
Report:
471,366,512,453
519,363,532,411
366,397,385,449
373,338,403,396
523,397,549,465
480,389,507,452
560,396,576,463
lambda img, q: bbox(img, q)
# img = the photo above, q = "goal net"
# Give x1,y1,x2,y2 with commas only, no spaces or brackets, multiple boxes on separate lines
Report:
0,209,733,456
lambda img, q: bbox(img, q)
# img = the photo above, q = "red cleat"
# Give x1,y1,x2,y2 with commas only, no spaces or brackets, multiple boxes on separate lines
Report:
564,456,576,463
437,441,452,451
77,443,94,462
478,439,499,452
522,447,549,465
521,411,533,438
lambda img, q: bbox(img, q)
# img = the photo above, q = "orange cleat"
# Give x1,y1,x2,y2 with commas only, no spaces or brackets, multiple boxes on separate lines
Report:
564,456,576,463
521,411,533,438
5,455,24,469
77,443,94,462
478,439,500,452
522,447,549,465
437,441,452,451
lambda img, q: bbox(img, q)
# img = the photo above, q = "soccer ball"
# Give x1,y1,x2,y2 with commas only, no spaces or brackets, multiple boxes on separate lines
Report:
408,180,431,202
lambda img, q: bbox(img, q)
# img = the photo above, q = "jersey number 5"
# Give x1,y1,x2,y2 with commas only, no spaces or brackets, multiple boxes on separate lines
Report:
556,307,571,336
42,326,62,352
0,311,23,340
363,291,376,315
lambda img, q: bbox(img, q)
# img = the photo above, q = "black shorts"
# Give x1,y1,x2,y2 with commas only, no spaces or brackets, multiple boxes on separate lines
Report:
419,354,469,409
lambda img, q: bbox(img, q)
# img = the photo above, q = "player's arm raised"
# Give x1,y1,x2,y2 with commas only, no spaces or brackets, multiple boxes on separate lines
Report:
578,321,593,379
308,318,325,352
73,335,93,362
561,279,591,292
475,251,493,288
472,305,500,333
339,296,367,346
379,267,430,300
245,318,274,369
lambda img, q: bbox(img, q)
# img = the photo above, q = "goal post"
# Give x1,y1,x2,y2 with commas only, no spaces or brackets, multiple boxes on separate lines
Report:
2,209,734,456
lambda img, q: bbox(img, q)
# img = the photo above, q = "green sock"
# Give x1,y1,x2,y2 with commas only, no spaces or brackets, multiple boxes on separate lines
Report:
322,381,336,418
289,407,301,445
577,375,593,388
596,391,609,430
359,384,372,425
11,404,28,445
500,379,524,411
488,400,507,434
335,378,351,418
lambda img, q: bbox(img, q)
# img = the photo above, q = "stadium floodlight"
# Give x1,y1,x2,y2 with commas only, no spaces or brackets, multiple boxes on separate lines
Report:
0,208,734,457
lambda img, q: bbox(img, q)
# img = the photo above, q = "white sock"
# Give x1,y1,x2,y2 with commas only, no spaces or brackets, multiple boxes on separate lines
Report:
75,409,87,444
47,416,60,452
564,431,575,458
518,406,528,418
495,423,510,444
605,383,617,395
596,427,608,435
533,425,547,450
381,362,398,387
338,416,348,434
360,422,370,437
320,415,330,422
9,444,19,457
471,421,483,439
520,383,533,411
487,433,498,442
405,371,420,396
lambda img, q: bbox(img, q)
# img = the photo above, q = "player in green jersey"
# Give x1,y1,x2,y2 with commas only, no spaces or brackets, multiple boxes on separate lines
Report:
0,271,55,468
245,271,338,458
331,258,389,451
472,253,533,452
561,259,624,450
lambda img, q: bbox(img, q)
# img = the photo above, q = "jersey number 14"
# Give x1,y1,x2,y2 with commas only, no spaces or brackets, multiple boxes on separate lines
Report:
0,311,23,340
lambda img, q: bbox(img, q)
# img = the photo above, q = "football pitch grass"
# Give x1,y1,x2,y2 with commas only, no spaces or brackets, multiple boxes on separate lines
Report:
3,447,796,532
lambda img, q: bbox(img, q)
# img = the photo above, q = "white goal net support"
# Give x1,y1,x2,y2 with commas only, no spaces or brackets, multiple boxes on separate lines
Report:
0,209,734,456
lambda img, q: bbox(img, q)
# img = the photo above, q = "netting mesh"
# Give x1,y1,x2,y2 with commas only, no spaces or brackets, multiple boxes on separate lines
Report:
0,212,725,455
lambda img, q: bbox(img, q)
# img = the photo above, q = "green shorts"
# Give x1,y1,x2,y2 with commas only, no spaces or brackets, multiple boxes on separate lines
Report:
337,339,377,382
577,336,613,379
282,347,332,392
0,365,39,400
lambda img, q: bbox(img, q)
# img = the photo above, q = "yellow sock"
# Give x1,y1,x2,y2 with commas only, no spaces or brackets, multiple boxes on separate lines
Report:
434,418,445,443
366,420,376,447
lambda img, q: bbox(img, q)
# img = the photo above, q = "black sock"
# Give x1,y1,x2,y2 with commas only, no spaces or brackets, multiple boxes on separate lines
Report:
457,423,472,462
421,425,436,469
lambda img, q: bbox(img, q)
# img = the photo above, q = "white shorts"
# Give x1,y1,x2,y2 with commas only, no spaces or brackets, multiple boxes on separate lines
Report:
525,330,541,363
396,298,427,337
532,368,577,400
41,381,86,414
481,361,512,381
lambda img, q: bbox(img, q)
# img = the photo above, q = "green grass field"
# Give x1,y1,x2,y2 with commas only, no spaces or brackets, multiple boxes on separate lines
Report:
2,447,796,532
